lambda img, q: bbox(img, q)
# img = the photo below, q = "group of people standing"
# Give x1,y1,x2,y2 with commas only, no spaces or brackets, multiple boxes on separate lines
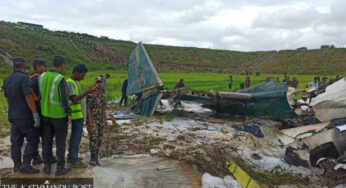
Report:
3,56,108,176
228,75,250,90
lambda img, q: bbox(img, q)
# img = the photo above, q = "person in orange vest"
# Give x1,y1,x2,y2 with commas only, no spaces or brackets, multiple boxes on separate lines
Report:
30,59,56,165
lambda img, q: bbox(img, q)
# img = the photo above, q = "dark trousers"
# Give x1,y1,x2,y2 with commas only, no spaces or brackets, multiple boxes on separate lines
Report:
42,116,68,168
68,118,84,163
34,103,43,157
10,119,39,164
119,93,128,106
33,118,44,157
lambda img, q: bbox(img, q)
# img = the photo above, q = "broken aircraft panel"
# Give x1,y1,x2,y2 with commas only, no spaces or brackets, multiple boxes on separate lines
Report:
311,77,346,122
127,42,163,116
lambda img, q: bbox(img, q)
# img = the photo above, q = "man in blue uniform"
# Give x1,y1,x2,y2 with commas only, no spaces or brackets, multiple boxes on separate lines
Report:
3,58,41,173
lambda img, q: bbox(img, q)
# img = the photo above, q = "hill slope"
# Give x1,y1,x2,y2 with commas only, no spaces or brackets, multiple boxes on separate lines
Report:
0,21,345,75
256,49,346,74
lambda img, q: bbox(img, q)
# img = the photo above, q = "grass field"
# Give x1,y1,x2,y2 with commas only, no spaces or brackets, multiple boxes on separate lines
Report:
79,71,340,100
1,71,333,101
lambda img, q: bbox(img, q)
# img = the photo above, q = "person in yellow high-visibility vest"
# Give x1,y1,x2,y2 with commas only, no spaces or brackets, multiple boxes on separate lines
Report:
39,56,72,176
66,64,94,168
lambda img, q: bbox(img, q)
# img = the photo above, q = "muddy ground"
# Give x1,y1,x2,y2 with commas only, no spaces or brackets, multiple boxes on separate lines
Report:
0,101,345,187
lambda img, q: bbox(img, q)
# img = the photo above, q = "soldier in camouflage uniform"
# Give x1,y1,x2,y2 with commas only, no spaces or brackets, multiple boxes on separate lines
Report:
86,76,108,166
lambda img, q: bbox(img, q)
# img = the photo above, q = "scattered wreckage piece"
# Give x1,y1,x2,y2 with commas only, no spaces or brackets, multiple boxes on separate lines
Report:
172,82,298,120
284,146,310,168
126,42,164,116
281,120,346,173
280,122,345,170
226,161,260,188
170,88,215,106
277,122,329,145
316,157,346,183
311,78,346,122
299,126,346,166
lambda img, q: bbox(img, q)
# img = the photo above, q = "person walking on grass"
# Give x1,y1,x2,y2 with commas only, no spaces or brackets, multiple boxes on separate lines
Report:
119,79,128,106
66,64,95,168
228,75,233,89
39,56,72,176
30,58,58,165
3,58,41,174
102,74,110,92
87,76,108,166
245,76,251,88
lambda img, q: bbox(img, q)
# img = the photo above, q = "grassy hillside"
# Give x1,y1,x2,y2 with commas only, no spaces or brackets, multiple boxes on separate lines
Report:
0,21,275,74
257,49,346,74
0,21,116,73
0,20,346,76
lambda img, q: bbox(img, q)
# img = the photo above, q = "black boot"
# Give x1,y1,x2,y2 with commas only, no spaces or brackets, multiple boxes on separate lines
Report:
89,153,97,166
43,164,51,174
55,166,71,176
19,157,39,174
13,160,22,173
95,152,102,166
32,154,44,165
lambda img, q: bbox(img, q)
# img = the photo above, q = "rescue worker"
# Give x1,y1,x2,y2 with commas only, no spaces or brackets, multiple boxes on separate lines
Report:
228,75,233,89
119,79,128,106
39,56,72,176
3,58,40,173
87,76,108,166
175,79,185,89
297,94,310,112
30,59,51,165
308,77,319,88
318,77,328,94
102,74,110,92
290,77,299,89
283,76,291,86
328,78,336,85
307,77,319,100
245,76,251,88
66,64,94,168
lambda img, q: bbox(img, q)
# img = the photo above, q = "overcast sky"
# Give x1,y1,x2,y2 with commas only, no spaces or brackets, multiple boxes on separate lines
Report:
0,0,345,51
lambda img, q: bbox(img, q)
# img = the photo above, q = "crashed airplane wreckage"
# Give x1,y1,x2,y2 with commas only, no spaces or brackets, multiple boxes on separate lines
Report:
171,82,298,119
126,42,298,120
124,43,346,179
